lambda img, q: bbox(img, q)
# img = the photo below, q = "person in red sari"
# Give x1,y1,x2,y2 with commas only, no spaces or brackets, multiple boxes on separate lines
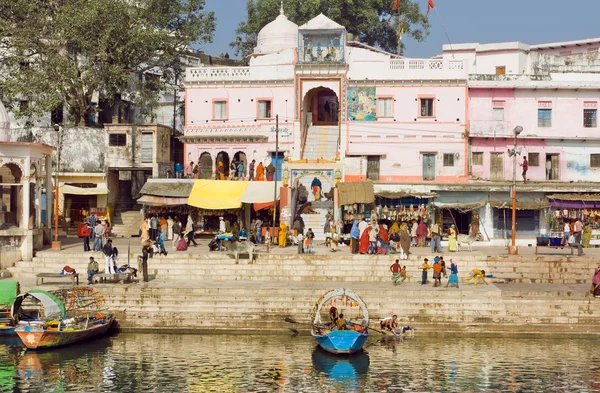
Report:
359,223,371,254
416,219,428,247
378,224,389,254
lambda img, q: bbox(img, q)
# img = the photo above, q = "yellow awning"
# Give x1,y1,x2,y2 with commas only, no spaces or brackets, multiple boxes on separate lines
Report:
187,179,247,210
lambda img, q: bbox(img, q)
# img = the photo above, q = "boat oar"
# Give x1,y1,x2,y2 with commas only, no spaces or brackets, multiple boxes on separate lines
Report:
368,325,389,335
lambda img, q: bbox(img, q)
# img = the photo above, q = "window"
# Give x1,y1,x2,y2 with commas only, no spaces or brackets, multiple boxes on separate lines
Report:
377,97,393,117
366,156,380,181
141,132,153,163
419,98,434,117
213,100,227,120
258,100,272,119
109,133,127,147
443,153,455,167
584,109,597,128
495,66,506,75
591,154,600,168
492,108,504,121
528,153,540,167
538,109,552,127
472,152,483,166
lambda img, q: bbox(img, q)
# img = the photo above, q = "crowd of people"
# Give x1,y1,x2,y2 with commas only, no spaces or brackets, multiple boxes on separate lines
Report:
172,159,278,181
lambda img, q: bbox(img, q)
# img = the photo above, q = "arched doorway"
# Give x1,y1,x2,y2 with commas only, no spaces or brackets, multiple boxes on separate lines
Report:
215,151,230,178
303,87,339,126
0,163,23,228
199,152,213,179
233,151,247,178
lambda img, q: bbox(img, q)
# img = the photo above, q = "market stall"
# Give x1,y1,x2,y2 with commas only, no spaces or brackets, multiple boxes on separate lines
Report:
431,192,487,236
547,194,600,246
336,181,375,235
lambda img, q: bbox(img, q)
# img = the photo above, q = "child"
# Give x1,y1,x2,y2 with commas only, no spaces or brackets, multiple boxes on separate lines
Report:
420,258,430,285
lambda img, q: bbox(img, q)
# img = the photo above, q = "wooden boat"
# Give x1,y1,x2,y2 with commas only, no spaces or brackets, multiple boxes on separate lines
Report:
14,287,113,349
0,281,20,335
311,288,369,355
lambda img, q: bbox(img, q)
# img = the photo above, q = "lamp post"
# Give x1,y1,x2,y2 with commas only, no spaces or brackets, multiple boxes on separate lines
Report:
508,125,523,255
52,124,63,250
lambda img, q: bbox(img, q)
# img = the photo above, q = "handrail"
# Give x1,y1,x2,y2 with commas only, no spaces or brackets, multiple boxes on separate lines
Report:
300,114,310,159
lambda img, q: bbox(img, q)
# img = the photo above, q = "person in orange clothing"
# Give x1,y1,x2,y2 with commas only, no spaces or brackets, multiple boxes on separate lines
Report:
256,162,265,181
216,161,224,180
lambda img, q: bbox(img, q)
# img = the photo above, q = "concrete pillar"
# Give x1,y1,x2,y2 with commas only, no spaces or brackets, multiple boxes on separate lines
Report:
35,179,42,228
481,203,494,242
45,154,53,233
22,176,30,230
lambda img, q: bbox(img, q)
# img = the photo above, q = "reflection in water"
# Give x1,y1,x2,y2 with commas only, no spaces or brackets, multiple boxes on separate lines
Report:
1,334,600,392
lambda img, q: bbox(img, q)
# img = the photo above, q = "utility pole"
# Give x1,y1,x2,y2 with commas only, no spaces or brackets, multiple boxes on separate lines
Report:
270,115,279,252
52,125,63,250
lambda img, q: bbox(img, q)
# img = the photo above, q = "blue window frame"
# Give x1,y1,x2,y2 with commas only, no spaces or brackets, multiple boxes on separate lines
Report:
538,109,552,127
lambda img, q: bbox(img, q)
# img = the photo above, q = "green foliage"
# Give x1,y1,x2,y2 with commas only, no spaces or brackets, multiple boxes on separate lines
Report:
231,0,430,58
0,0,215,125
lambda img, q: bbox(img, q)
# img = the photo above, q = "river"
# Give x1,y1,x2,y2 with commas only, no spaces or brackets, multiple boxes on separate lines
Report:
1,333,599,392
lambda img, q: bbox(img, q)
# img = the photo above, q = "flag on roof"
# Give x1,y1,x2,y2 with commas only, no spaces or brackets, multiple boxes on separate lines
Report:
426,0,435,16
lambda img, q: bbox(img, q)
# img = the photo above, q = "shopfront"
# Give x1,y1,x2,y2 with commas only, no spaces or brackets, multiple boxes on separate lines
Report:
547,194,600,246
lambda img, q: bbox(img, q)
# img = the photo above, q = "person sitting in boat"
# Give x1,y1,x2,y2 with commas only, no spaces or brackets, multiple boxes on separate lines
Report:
87,257,99,285
329,306,338,325
380,315,398,332
336,313,347,330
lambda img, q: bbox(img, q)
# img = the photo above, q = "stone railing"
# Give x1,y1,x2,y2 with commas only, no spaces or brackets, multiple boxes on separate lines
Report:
187,67,251,81
390,59,465,71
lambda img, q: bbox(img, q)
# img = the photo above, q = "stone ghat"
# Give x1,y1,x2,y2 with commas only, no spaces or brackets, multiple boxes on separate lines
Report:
101,282,600,334
10,251,600,285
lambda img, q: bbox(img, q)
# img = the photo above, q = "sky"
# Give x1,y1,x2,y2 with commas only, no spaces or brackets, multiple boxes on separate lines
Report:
202,0,600,59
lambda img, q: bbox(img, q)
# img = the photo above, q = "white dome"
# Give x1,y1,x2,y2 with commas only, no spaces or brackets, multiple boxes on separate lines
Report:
0,100,10,142
254,7,298,55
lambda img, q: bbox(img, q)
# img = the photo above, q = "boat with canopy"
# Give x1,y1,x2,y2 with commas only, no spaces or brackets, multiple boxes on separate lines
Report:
311,288,369,355
13,287,113,349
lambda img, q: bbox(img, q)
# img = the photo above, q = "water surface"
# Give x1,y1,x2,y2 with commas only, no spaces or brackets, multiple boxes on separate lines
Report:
1,333,600,392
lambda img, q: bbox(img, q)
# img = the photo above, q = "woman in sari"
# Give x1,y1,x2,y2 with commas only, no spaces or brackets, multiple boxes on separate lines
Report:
278,222,287,247
378,224,389,254
256,162,265,181
416,220,427,247
359,223,371,254
448,224,458,252
582,223,592,248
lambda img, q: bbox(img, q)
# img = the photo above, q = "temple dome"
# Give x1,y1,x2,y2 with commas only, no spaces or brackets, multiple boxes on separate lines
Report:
0,100,10,142
254,6,298,55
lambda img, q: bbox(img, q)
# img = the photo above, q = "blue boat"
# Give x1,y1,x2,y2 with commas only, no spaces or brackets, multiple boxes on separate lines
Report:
311,288,369,355
0,281,20,335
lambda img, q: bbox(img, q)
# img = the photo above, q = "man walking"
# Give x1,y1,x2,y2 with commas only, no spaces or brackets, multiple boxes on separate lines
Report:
172,218,181,249
522,155,528,184
93,221,105,252
248,159,256,181
149,215,158,241
255,218,263,244
430,221,442,253
186,215,198,247
573,218,584,256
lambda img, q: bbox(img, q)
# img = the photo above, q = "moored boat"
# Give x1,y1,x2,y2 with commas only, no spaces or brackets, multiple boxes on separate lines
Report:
311,288,369,355
13,287,113,349
0,281,20,335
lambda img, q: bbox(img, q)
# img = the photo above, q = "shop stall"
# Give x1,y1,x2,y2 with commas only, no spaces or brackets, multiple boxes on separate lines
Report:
431,192,487,236
336,182,375,235
547,194,600,246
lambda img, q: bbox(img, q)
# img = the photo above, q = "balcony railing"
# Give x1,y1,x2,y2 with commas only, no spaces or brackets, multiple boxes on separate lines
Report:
187,67,251,81
469,120,512,138
390,59,465,71
298,45,344,63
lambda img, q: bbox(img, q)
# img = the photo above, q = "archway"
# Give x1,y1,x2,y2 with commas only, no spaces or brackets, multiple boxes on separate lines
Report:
215,151,230,178
199,152,213,179
0,163,23,228
233,151,247,178
303,87,339,126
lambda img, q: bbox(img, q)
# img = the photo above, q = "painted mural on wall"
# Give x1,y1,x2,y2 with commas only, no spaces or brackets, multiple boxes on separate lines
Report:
347,88,376,121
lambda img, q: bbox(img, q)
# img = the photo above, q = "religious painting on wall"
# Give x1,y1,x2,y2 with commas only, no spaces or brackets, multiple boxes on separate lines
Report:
347,88,376,121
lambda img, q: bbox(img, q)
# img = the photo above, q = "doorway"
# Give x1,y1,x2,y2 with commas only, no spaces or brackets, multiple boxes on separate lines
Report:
270,152,284,181
422,154,436,181
546,154,559,180
490,153,504,181
199,152,213,179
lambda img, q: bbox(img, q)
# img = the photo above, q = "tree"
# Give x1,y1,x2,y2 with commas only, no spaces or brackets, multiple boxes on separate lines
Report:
0,0,215,126
231,0,430,59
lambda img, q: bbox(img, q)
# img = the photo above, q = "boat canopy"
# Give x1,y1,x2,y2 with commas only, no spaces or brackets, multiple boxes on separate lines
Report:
0,281,19,307
11,290,66,318
312,288,369,327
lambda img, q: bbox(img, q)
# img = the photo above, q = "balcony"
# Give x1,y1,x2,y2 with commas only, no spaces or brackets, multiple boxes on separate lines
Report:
469,120,512,138
298,45,344,63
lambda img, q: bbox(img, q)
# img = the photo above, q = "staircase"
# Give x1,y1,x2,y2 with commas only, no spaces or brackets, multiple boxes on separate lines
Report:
303,126,338,160
110,210,143,238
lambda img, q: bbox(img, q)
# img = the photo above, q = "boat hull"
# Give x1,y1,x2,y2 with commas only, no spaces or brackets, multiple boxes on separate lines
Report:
0,326,15,335
15,317,113,350
312,330,368,355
